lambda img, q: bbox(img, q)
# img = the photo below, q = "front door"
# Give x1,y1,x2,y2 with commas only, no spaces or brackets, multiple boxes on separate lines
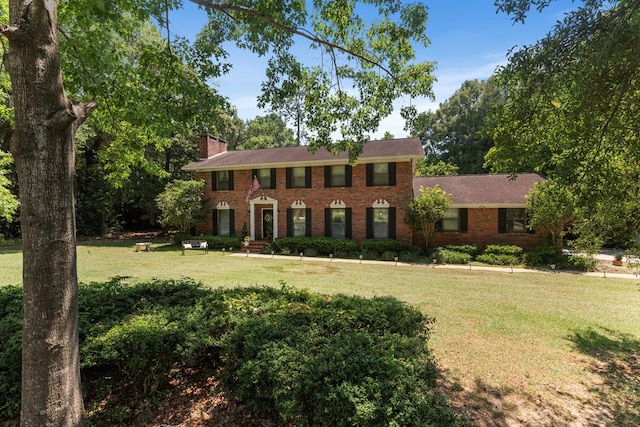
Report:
262,209,274,240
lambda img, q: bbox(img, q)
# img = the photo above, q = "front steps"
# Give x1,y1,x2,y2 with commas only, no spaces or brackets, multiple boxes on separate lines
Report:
241,240,271,253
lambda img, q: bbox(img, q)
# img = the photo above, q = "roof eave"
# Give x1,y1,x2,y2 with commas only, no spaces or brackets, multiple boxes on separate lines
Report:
183,154,423,172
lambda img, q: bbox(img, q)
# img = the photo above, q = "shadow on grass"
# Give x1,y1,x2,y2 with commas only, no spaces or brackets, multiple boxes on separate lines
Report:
569,326,640,426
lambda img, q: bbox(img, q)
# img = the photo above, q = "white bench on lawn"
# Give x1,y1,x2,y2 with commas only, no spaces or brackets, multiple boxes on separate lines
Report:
135,242,152,252
181,240,209,255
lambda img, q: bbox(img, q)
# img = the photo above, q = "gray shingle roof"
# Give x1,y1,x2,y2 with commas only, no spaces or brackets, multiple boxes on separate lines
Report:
413,173,545,207
183,138,425,171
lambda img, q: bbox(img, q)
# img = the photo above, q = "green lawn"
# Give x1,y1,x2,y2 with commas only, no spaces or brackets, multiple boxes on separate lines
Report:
2,239,639,425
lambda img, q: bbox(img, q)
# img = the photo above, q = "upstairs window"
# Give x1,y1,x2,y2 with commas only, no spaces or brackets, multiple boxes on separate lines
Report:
366,162,396,186
253,168,276,189
286,167,311,188
212,170,234,191
324,165,352,187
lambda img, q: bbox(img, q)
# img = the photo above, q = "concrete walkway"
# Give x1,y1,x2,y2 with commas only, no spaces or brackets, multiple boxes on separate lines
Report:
230,251,640,281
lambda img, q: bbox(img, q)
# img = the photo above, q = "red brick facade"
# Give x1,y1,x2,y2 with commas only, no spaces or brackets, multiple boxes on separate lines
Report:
193,161,416,244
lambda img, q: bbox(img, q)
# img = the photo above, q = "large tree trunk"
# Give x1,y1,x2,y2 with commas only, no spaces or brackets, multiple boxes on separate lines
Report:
2,1,95,425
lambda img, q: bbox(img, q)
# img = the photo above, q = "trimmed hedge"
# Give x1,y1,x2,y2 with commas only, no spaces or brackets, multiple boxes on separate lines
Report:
0,279,466,426
433,248,472,265
439,244,478,256
360,239,421,257
483,244,523,256
273,237,357,256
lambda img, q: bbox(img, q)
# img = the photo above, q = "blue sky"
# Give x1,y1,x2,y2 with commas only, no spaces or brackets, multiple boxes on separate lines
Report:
169,1,574,138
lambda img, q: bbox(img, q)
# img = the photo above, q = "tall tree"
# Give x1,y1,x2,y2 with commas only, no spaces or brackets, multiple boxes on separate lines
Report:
409,77,506,174
1,0,435,425
237,113,297,150
1,1,96,424
488,0,640,245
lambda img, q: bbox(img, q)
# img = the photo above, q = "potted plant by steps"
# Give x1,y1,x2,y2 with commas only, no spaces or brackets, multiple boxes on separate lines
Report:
243,235,251,247
612,252,624,266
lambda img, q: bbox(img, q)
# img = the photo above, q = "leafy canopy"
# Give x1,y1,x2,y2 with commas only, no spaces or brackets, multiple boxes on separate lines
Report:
488,0,640,244
410,77,506,174
156,179,207,233
192,0,435,160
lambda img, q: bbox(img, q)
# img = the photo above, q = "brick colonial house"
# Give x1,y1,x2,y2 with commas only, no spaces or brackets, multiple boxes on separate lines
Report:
183,134,545,250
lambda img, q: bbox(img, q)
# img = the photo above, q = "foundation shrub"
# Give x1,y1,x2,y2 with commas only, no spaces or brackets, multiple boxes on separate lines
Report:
524,244,562,267
360,239,420,257
567,255,598,271
477,244,524,265
433,248,472,264
274,237,356,256
439,244,478,256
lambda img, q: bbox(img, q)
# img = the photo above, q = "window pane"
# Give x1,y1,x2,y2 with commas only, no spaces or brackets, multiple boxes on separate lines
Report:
331,208,346,238
292,167,306,188
293,208,306,237
258,169,272,189
373,208,389,239
441,208,459,232
218,210,231,236
217,171,230,190
330,165,346,187
506,208,526,233
372,163,389,186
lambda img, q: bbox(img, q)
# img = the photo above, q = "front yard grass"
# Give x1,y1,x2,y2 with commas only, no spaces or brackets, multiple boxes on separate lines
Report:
2,239,639,425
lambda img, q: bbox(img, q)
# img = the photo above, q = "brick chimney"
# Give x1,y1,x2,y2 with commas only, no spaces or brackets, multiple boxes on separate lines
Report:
198,133,228,159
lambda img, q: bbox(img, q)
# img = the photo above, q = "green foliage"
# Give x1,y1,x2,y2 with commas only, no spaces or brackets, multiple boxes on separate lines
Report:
83,312,182,394
415,159,459,176
2,278,462,425
237,113,297,149
409,77,505,174
219,288,464,426
0,151,18,223
433,249,472,265
405,185,452,249
0,285,22,419
527,180,576,250
566,255,598,272
484,244,524,256
360,239,421,258
156,179,207,233
274,237,357,256
476,253,521,266
524,244,562,267
477,245,523,266
489,0,640,247
439,244,478,256
174,234,241,249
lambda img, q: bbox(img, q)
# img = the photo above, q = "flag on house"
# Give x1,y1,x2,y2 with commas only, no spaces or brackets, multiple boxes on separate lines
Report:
246,175,261,202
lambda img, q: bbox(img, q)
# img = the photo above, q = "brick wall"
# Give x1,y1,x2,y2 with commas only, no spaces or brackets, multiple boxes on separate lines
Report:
193,161,415,244
426,208,545,251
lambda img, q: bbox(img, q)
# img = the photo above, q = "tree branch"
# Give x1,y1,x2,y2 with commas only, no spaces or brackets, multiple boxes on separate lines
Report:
188,0,393,77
